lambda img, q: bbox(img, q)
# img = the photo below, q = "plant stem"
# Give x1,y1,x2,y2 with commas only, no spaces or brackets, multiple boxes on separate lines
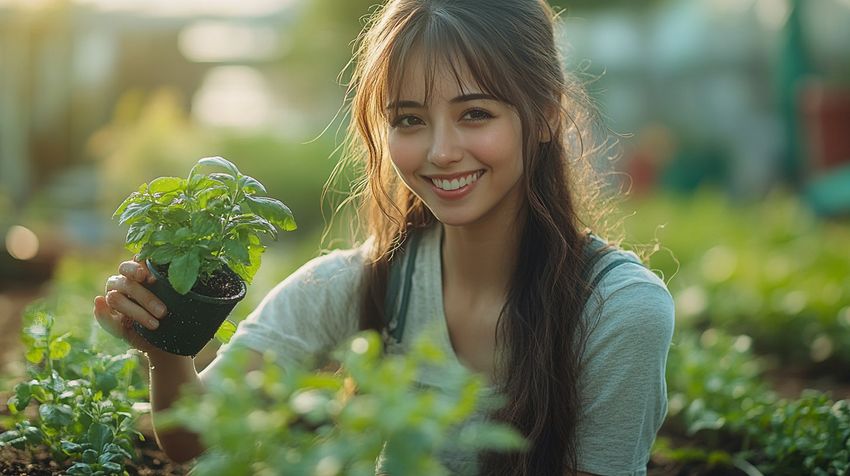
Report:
216,175,243,264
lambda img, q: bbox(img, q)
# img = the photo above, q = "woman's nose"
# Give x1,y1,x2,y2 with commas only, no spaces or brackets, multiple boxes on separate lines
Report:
427,122,463,167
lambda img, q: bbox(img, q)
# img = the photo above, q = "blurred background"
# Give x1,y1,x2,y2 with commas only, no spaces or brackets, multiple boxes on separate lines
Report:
1,0,849,472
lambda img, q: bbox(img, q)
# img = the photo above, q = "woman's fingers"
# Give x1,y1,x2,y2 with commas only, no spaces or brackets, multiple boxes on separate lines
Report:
105,273,167,323
93,295,125,338
105,289,161,330
93,296,155,353
119,260,156,284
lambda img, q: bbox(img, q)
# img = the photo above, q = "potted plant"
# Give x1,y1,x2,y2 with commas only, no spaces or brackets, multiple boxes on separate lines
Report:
113,156,296,356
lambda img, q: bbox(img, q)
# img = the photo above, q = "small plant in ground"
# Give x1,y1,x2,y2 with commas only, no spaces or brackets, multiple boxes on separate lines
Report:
162,330,526,475
751,391,850,476
0,305,146,475
113,155,296,295
659,327,850,475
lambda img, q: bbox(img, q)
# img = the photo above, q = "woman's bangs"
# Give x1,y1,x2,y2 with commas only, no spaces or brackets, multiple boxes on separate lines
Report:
383,15,511,113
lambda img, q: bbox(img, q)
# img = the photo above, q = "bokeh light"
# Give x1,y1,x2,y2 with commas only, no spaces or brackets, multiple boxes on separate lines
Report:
5,225,39,260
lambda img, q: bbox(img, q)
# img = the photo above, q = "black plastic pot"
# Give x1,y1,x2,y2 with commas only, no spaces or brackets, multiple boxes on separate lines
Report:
133,259,246,357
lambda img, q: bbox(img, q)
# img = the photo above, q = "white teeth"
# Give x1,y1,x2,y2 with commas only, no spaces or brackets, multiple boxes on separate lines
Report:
431,171,481,191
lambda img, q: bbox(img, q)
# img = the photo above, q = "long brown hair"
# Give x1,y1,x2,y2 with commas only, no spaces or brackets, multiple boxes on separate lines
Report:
329,0,612,474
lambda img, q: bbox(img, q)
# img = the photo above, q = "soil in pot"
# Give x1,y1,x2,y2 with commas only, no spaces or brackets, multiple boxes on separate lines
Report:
133,262,246,357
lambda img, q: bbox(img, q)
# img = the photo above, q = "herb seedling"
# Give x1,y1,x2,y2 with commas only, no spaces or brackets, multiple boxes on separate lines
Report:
1,307,145,475
113,156,296,295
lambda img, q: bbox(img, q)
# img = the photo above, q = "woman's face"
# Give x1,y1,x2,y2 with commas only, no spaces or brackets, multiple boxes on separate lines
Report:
386,55,525,229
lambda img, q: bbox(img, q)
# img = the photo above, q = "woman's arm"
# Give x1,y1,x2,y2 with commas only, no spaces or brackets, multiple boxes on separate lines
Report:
146,352,204,463
94,260,264,463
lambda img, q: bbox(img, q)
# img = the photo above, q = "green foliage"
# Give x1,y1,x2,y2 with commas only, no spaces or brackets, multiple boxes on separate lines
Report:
626,190,850,370
661,327,850,475
0,306,146,475
666,329,776,438
162,331,525,475
113,156,297,294
754,392,850,475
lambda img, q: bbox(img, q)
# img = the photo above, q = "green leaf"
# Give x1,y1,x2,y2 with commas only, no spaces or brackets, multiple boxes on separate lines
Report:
112,193,140,220
4,436,27,449
456,423,527,452
149,176,184,194
21,426,43,445
103,443,132,460
192,213,220,237
94,372,118,395
8,383,31,413
88,423,113,452
126,222,151,245
25,347,45,364
82,448,98,464
101,461,123,473
238,174,266,195
214,320,237,344
39,403,74,427
227,239,264,284
168,252,202,295
208,173,237,189
118,202,152,226
163,207,191,224
243,195,297,231
49,334,72,360
194,184,229,208
66,463,94,475
223,239,250,265
230,215,278,238
61,440,84,455
149,245,180,266
197,156,240,176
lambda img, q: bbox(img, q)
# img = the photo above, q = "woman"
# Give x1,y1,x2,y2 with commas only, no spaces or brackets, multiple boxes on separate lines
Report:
94,1,674,474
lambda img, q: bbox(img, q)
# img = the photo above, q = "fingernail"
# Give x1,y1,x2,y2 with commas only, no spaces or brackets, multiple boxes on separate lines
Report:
148,318,159,329
151,302,166,318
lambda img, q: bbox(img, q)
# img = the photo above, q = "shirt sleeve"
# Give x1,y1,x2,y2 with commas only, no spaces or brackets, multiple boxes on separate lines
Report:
575,266,675,476
211,246,366,372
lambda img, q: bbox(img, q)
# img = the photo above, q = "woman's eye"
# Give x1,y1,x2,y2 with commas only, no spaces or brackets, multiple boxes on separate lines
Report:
391,115,424,128
463,109,493,121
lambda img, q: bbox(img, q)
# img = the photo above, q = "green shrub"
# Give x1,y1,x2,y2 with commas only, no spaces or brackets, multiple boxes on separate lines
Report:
625,190,850,370
162,331,525,476
660,327,850,474
753,392,850,476
1,306,146,475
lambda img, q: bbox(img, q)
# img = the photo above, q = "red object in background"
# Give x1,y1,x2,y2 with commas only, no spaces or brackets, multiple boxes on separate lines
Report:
801,82,850,173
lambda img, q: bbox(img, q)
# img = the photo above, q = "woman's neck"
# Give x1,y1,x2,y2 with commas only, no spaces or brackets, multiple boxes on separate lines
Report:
440,209,524,302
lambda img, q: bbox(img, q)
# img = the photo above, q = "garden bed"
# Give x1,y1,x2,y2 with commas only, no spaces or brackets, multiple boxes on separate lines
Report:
0,436,189,476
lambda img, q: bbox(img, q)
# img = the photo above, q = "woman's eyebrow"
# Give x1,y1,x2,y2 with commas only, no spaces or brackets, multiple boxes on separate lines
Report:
385,93,498,110
450,93,497,103
385,99,422,110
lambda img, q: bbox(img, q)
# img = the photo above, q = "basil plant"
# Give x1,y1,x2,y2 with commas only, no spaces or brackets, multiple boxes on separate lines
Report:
113,156,296,294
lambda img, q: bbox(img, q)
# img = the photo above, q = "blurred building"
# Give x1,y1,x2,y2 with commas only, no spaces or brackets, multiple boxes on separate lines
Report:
1,0,849,230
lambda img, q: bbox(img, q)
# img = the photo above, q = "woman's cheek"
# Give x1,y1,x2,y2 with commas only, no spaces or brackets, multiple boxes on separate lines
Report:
388,133,425,175
473,124,522,169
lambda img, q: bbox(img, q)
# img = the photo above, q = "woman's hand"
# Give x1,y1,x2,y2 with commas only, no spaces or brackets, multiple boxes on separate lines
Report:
93,259,167,357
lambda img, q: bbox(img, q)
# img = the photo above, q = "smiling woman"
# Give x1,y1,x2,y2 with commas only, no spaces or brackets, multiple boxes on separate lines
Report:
386,61,526,228
93,1,674,475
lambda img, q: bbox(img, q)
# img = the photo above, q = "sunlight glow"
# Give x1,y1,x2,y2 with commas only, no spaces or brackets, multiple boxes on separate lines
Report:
192,66,275,130
179,21,281,63
71,0,294,17
5,225,39,260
